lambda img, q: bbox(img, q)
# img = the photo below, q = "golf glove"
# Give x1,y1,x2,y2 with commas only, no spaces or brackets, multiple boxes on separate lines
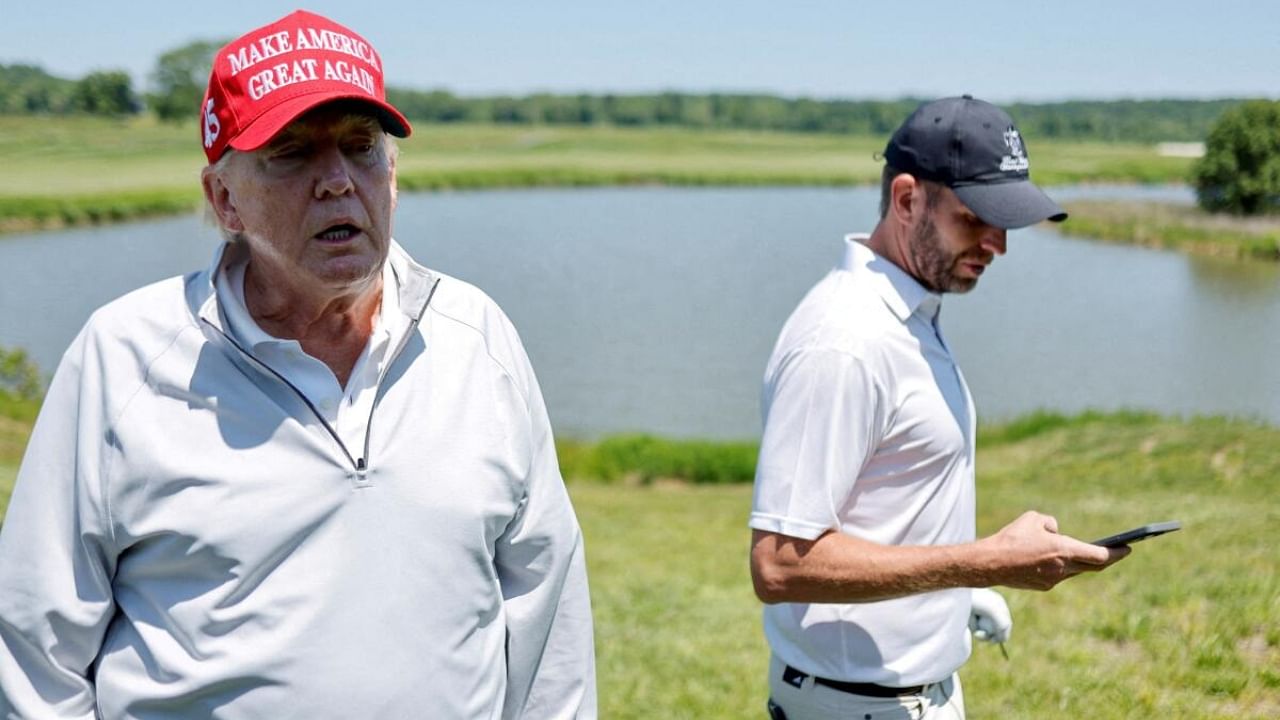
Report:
969,588,1012,644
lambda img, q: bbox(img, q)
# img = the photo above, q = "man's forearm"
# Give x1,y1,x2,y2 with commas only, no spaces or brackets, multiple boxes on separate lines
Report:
750,511,1127,604
750,529,999,604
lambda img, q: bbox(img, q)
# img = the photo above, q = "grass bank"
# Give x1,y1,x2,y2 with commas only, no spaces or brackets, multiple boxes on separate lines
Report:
0,407,1276,717
1057,200,1280,261
1,115,1194,232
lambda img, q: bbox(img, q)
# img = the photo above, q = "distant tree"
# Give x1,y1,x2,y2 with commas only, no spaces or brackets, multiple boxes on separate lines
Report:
385,88,471,122
604,95,657,126
490,96,533,124
149,39,225,122
1193,100,1280,215
71,71,140,115
0,64,77,114
677,95,713,127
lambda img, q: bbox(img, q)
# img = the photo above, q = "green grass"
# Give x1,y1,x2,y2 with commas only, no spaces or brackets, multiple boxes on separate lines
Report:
0,115,1195,231
575,482,765,717
570,413,1280,719
558,434,758,485
1056,200,1280,261
0,462,13,522
961,414,1280,718
1,410,1275,717
0,407,32,520
0,189,202,232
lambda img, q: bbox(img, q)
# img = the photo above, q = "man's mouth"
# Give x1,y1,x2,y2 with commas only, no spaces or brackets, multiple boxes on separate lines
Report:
961,255,993,275
315,223,361,242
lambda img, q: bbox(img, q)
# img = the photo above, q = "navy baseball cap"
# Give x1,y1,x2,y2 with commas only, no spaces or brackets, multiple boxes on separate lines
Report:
883,95,1066,229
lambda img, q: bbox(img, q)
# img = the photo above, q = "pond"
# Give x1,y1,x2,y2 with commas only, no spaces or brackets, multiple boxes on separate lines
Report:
2,185,1277,438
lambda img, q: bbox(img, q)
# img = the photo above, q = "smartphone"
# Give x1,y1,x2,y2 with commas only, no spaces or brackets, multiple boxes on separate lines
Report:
1092,521,1182,548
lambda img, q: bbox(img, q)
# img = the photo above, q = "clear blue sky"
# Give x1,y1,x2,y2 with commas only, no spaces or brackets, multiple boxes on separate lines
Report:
5,1,1278,102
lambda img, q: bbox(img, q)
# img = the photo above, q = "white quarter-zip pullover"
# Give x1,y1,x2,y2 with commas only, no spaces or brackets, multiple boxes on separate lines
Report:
0,241,596,719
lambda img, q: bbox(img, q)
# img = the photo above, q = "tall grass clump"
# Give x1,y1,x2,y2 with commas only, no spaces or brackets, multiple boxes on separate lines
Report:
558,434,758,484
978,409,1158,448
1056,201,1280,262
0,189,200,233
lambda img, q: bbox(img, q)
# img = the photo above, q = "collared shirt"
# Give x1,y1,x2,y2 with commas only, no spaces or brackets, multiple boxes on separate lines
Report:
215,252,411,458
749,233,977,687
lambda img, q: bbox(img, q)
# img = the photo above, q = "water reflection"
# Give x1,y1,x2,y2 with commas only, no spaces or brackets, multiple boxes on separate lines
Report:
1186,254,1280,302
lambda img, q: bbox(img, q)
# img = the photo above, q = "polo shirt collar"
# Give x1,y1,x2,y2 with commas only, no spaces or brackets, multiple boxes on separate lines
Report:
195,238,438,329
839,233,941,323
216,253,399,355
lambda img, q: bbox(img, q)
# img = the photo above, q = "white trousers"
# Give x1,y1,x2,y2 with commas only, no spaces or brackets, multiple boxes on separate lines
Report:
766,656,965,720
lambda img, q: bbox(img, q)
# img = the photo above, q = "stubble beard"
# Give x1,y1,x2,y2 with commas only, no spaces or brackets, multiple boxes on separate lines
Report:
910,214,978,294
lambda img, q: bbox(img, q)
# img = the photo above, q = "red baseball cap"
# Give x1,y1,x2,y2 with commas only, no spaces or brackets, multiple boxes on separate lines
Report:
200,10,412,163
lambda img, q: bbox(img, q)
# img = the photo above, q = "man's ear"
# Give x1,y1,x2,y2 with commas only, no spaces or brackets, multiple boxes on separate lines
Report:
889,173,924,227
201,164,244,233
389,152,398,211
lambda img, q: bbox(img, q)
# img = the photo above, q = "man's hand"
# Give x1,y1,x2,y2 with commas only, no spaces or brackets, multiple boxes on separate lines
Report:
969,588,1011,643
982,511,1130,591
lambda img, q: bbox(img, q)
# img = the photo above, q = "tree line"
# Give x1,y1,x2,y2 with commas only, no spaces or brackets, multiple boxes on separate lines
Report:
0,64,140,116
0,40,1255,143
381,92,1242,144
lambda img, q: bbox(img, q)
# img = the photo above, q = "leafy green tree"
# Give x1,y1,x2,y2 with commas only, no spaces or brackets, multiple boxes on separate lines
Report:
603,95,656,126
71,70,140,115
0,64,76,114
149,39,225,122
1193,100,1280,215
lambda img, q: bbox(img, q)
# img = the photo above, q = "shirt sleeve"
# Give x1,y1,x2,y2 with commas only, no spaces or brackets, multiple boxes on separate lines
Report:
495,353,596,720
0,332,118,718
749,346,887,540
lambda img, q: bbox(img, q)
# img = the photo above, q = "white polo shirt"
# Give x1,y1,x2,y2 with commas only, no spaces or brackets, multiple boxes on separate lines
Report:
750,234,977,687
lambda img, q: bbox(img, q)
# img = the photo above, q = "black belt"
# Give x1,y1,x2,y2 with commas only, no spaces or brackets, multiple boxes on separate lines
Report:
782,664,926,699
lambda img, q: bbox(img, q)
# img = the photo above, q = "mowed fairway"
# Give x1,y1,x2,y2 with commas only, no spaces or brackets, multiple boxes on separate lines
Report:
0,115,1194,231
570,414,1279,719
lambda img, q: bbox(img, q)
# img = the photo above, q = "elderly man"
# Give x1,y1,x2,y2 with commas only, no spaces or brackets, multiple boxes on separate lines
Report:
749,96,1129,719
0,11,594,719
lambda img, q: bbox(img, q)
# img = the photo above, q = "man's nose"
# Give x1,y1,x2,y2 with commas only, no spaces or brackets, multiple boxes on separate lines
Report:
982,228,1008,256
314,147,355,198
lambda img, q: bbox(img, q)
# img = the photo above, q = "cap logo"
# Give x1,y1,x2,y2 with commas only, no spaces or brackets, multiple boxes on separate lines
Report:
1000,128,1029,172
202,98,220,149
